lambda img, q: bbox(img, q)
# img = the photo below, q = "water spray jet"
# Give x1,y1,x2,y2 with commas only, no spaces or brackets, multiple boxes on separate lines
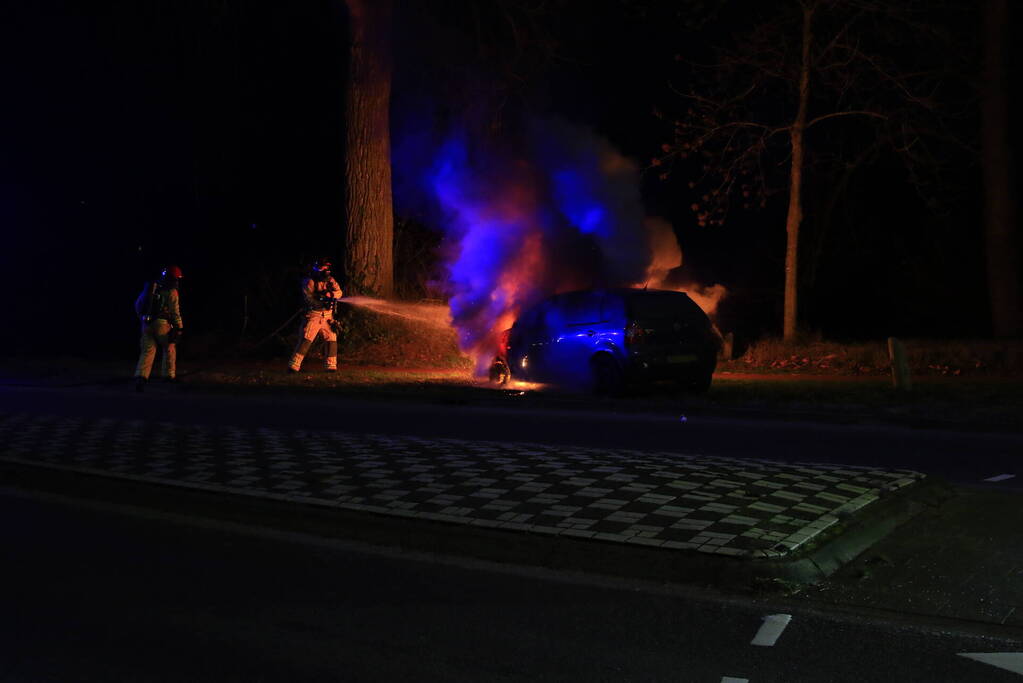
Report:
339,296,453,329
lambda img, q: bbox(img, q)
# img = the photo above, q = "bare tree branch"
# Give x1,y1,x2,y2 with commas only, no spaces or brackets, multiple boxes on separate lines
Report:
806,109,888,128
655,0,975,337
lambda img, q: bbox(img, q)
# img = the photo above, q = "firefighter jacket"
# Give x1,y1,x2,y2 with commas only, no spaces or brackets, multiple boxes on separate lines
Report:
135,283,183,329
301,276,343,314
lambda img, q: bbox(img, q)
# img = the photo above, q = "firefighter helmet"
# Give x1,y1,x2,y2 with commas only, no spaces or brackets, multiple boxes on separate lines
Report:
310,258,332,280
161,265,183,280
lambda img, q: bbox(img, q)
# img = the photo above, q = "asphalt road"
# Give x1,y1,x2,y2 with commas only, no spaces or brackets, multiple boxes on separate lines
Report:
1,384,1020,490
3,384,1023,681
3,487,1019,683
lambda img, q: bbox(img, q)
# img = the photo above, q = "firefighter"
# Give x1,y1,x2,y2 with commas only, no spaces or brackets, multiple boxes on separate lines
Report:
133,265,184,392
288,258,343,373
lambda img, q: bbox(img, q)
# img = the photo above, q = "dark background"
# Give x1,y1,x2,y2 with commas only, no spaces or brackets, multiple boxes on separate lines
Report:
1,0,348,357
0,0,1015,357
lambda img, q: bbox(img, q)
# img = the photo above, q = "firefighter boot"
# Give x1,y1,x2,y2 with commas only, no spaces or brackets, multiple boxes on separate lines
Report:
289,339,313,373
325,341,338,371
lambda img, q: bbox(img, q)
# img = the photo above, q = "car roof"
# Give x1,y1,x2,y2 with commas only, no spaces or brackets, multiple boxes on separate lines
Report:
554,287,695,301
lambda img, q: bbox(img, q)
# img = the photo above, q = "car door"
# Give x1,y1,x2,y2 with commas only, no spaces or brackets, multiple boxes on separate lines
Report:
544,291,607,383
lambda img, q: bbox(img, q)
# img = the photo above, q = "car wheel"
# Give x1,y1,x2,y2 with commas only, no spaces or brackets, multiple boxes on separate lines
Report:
489,359,510,386
590,353,623,395
685,357,716,393
687,367,714,393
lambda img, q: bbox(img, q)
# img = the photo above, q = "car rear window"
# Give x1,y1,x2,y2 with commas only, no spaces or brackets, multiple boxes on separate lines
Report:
627,291,705,322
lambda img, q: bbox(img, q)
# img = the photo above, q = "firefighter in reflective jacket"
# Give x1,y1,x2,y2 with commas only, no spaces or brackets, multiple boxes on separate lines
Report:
288,258,343,372
133,265,184,391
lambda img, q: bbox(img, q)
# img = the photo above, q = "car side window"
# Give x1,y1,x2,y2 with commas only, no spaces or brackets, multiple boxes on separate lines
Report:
539,300,564,335
559,291,605,327
601,293,625,325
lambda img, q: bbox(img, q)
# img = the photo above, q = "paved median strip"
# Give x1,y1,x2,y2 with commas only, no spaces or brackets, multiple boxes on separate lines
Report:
0,411,925,558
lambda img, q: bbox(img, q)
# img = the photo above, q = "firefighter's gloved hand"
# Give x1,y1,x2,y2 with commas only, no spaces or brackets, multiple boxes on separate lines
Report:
168,328,183,343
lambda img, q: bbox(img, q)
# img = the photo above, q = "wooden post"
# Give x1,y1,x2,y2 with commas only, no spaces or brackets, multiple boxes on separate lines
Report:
241,294,249,337
720,331,734,361
888,337,912,391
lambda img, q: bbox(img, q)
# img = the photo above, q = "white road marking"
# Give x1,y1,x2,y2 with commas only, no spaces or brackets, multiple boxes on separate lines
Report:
984,474,1016,482
750,613,792,646
720,678,749,683
958,652,1023,676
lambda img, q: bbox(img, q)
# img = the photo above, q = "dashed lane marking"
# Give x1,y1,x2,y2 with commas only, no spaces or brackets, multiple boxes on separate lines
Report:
958,653,1023,676
750,614,792,647
983,474,1016,483
720,678,749,683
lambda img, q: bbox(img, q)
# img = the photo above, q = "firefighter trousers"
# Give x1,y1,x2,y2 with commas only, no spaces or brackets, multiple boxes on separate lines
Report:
135,319,177,380
289,312,338,371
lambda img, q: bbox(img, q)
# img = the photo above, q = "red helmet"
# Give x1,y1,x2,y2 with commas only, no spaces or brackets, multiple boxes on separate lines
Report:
162,265,183,280
311,258,332,274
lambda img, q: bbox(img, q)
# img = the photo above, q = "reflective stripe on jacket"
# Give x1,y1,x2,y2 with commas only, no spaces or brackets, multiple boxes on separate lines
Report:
135,283,183,328
301,277,343,313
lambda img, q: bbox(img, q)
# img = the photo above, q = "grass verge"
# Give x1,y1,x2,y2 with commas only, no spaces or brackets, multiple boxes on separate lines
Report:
1,309,1019,431
723,337,1023,378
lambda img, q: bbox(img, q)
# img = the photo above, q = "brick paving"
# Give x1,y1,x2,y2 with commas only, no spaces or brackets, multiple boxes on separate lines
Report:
0,410,924,558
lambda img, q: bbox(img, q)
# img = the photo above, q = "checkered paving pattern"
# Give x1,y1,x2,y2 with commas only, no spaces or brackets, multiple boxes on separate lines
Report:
0,411,924,558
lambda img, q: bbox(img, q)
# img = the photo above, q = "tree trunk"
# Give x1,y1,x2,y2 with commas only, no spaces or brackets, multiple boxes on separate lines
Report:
343,0,394,298
783,3,814,341
982,0,1020,337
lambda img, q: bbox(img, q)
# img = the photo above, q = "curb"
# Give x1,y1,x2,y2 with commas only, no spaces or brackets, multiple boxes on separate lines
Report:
748,477,952,587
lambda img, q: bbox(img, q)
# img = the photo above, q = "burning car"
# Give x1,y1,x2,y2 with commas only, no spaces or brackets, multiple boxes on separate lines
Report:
489,288,720,394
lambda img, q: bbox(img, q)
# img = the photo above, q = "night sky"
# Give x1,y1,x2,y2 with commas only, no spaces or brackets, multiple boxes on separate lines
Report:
0,0,1015,356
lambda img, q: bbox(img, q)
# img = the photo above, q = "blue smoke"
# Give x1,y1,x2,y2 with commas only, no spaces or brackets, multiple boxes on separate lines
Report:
393,115,653,368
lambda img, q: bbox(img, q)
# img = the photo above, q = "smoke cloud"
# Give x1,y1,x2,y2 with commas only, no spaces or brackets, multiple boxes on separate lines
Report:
393,114,722,372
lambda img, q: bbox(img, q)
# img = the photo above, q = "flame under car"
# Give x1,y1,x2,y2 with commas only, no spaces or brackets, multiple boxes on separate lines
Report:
489,288,720,393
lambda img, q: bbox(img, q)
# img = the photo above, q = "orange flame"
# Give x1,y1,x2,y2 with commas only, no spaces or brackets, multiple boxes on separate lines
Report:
638,217,728,320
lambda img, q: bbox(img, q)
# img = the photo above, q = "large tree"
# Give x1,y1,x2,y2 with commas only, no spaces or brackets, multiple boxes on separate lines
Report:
343,0,394,297
341,0,565,299
658,0,972,340
982,0,1020,338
